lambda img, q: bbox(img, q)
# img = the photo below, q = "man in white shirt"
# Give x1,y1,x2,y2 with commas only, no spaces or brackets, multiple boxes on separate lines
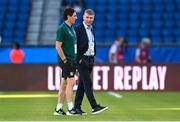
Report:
109,37,125,64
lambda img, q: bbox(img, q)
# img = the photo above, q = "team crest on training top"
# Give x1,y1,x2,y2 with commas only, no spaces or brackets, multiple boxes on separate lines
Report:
70,72,74,76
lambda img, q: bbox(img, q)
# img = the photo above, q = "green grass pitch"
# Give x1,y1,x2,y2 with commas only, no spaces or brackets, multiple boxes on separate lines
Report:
0,91,180,121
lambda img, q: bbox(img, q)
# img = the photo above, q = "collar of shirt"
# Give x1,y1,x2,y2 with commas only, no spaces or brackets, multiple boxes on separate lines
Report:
83,22,92,30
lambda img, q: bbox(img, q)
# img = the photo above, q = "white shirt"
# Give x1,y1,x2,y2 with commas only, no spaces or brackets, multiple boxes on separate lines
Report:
109,41,119,64
83,22,95,56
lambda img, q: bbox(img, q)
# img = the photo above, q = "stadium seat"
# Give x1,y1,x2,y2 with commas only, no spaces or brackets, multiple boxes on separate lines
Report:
127,36,139,43
84,0,177,44
116,29,127,37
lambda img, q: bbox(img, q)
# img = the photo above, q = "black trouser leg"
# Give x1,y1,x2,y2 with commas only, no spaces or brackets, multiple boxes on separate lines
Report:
74,75,85,109
79,63,97,109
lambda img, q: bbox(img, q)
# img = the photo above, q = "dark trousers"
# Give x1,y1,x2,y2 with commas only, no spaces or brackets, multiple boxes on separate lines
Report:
74,56,97,109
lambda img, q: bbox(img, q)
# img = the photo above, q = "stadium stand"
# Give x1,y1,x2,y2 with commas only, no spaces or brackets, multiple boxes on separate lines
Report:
0,0,30,44
0,0,179,45
85,0,179,44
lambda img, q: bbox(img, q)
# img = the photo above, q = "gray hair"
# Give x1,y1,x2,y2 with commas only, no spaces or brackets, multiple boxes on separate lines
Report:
84,9,95,15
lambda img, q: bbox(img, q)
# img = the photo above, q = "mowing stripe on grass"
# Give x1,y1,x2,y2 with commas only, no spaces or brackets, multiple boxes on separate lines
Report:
141,108,180,111
0,94,57,98
107,92,123,99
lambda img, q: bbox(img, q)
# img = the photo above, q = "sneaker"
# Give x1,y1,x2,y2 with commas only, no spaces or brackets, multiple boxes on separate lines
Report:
66,108,81,116
54,108,66,115
76,108,87,115
92,105,108,114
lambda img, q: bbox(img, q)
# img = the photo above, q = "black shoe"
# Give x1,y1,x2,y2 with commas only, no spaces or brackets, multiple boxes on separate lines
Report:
76,108,87,115
92,105,108,114
66,108,81,116
54,108,66,115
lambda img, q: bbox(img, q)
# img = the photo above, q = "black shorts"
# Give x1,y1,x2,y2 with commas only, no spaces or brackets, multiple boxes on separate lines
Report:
59,61,76,79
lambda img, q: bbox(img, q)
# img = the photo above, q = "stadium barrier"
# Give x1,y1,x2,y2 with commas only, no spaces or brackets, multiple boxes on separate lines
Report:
0,64,180,91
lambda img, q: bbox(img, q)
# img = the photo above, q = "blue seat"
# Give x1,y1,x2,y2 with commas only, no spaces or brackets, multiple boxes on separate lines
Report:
9,0,20,5
129,13,139,21
164,0,174,4
3,29,13,38
95,30,104,38
163,36,174,43
107,21,116,29
140,13,151,20
175,36,180,42
152,13,162,20
107,5,117,12
119,5,129,12
96,6,107,13
129,21,139,29
0,14,5,21
20,0,30,5
15,29,26,37
139,29,150,37
175,13,180,20
18,13,28,22
152,0,164,4
106,13,116,21
117,20,128,29
150,29,161,36
108,0,117,4
95,14,105,22
152,20,163,28
151,36,162,43
4,21,15,29
164,19,174,28
0,0,8,5
140,21,151,29
130,0,141,4
95,21,105,30
19,5,30,13
6,13,16,21
162,29,173,36
116,29,127,37
141,0,153,5
127,36,139,43
142,5,152,12
163,13,173,20
14,37,24,44
3,37,14,43
104,30,115,38
154,5,164,12
130,4,141,12
8,5,18,12
106,37,115,43
128,29,138,37
164,4,175,12
150,29,162,43
119,0,129,5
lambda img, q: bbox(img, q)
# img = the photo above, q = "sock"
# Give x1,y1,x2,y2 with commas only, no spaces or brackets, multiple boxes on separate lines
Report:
56,103,63,111
68,102,73,110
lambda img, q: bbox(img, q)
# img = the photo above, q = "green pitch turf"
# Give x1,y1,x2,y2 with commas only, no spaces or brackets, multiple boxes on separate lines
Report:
0,91,180,121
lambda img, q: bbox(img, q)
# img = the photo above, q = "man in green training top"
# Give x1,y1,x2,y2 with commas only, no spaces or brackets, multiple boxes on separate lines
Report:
54,7,79,116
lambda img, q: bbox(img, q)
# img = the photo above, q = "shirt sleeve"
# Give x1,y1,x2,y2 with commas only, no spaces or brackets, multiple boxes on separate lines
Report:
135,48,140,58
56,27,64,42
110,44,117,54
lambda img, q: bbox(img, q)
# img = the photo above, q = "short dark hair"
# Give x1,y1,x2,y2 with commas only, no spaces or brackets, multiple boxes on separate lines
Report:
84,9,95,15
13,42,20,49
64,7,76,20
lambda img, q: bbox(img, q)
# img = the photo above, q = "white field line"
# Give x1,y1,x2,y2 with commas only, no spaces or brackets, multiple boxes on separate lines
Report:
107,92,123,99
0,94,57,98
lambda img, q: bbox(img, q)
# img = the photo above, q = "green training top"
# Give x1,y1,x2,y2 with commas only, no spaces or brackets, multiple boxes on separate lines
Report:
56,22,77,63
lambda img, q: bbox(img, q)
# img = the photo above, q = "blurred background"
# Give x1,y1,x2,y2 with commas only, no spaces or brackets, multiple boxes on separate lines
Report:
0,0,180,121
0,0,180,64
